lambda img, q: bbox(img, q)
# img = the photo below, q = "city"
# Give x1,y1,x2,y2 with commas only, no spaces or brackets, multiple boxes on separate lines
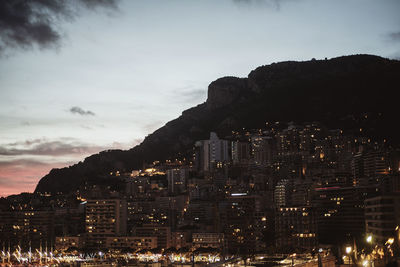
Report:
1,0,400,266
1,120,399,266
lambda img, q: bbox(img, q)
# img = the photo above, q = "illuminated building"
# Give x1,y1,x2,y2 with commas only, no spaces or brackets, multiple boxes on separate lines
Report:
195,132,229,172
55,236,82,251
167,168,189,194
0,210,55,249
231,141,251,165
352,150,390,181
133,225,171,249
220,194,267,254
106,236,157,250
275,206,317,249
251,136,273,166
192,233,224,249
365,194,400,244
291,179,313,206
85,199,127,248
314,185,379,244
274,179,292,207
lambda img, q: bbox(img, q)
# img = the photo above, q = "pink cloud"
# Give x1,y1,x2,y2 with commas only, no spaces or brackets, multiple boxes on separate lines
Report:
0,159,72,197
0,138,140,197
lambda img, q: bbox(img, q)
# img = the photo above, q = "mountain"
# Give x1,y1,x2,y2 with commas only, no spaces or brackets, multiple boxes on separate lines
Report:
35,54,400,194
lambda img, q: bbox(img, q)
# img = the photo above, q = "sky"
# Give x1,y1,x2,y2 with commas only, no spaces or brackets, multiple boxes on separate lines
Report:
0,0,399,197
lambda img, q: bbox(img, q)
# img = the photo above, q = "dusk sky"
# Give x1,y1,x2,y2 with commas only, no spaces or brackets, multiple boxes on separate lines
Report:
1,0,399,197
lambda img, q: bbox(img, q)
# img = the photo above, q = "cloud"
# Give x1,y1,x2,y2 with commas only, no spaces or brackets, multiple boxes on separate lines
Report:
180,89,207,102
172,85,207,104
0,137,139,157
80,0,119,9
70,106,95,116
0,137,136,197
0,137,139,196
0,159,74,197
0,0,119,55
388,32,400,42
0,139,107,156
232,0,296,10
0,158,49,168
8,139,43,147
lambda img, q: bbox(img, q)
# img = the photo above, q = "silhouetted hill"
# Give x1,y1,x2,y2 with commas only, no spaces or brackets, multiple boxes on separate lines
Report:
35,54,400,193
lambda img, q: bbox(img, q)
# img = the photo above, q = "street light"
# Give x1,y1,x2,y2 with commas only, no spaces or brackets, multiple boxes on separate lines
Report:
345,246,352,265
366,235,372,243
386,238,394,245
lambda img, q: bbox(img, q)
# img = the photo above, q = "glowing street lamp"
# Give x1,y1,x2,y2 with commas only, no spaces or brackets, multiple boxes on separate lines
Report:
345,246,352,265
386,238,394,245
366,235,372,243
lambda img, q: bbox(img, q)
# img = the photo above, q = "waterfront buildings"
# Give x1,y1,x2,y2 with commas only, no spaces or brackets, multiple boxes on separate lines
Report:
1,122,400,257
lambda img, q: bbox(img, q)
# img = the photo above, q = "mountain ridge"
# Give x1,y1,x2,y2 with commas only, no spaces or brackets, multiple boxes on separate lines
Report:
35,54,400,193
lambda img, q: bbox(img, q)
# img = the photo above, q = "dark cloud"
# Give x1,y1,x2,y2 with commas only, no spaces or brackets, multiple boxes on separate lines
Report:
0,0,119,55
8,138,42,147
0,158,49,168
80,0,118,9
0,139,106,156
233,0,295,10
172,85,207,104
180,89,206,102
70,106,95,116
388,32,400,42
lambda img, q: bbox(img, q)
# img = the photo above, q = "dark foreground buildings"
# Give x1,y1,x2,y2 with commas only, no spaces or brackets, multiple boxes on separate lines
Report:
1,123,400,255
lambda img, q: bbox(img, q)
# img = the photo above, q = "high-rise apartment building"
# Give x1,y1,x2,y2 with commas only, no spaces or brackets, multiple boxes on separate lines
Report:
85,199,127,248
195,132,229,172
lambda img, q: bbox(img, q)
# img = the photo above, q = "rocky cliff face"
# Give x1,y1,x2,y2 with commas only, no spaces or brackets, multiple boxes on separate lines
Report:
35,54,400,194
206,77,249,109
